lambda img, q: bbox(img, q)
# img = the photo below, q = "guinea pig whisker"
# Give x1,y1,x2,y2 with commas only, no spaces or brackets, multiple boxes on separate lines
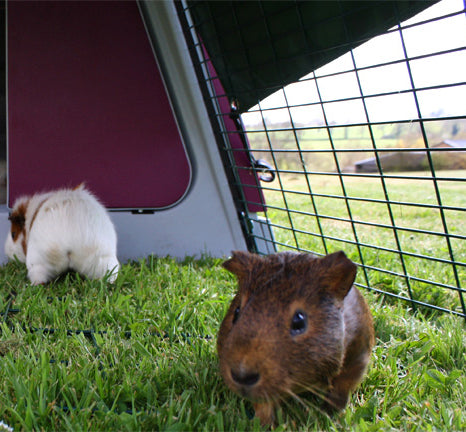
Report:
287,380,335,410
284,388,309,410
290,379,327,400
280,391,319,425
283,386,334,422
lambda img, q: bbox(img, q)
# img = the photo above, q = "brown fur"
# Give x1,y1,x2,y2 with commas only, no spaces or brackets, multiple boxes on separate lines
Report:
217,251,375,425
73,182,85,191
8,202,27,241
8,198,49,257
8,200,29,255
29,198,48,233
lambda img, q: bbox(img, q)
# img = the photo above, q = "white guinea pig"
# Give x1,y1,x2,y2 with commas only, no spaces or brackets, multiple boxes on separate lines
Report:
5,184,119,285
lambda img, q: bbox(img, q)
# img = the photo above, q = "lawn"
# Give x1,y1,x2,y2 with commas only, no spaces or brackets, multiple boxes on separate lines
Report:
0,253,465,431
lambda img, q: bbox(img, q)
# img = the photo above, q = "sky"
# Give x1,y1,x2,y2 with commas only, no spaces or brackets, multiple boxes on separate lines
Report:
242,0,466,128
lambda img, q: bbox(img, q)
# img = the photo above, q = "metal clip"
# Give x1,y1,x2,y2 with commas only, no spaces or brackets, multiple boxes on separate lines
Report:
253,159,275,182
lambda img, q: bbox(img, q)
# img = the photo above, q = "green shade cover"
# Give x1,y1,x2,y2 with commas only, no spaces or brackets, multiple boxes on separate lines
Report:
187,0,439,112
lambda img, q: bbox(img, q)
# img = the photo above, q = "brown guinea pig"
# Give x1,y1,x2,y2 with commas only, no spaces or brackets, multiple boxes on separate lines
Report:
217,250,375,425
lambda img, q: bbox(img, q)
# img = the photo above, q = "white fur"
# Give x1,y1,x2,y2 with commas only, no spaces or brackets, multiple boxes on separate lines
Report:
5,185,119,285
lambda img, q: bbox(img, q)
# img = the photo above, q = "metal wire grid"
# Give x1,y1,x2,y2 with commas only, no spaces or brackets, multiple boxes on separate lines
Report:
179,1,466,319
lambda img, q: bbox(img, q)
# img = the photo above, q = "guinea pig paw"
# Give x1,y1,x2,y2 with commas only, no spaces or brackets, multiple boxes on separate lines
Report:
27,265,52,285
29,276,49,286
104,262,120,283
322,391,349,414
253,401,275,426
107,272,118,283
92,256,119,283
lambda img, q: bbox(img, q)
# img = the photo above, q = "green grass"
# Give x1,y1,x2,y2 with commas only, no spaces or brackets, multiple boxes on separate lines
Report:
0,255,465,431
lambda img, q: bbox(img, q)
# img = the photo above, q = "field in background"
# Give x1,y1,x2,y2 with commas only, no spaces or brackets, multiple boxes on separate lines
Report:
245,119,466,172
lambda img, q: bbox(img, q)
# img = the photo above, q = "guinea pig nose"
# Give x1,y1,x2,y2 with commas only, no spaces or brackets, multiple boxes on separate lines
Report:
231,368,260,387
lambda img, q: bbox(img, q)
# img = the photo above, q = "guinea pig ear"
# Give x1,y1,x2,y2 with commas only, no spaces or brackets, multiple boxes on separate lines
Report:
8,212,26,229
319,251,357,300
222,250,257,281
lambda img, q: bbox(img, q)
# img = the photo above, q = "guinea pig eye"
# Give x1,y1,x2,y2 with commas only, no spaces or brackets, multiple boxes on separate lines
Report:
290,310,308,336
11,231,17,240
232,306,240,324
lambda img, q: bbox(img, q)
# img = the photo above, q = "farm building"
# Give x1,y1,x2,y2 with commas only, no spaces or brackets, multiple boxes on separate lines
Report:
354,139,466,172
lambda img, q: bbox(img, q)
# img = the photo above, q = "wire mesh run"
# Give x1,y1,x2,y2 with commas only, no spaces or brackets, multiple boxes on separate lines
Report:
179,0,466,319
